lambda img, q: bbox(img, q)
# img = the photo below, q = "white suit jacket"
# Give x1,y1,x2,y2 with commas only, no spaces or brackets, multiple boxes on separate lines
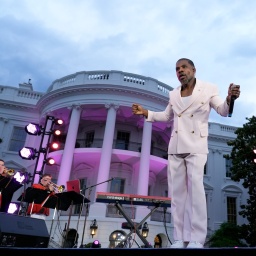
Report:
147,79,229,154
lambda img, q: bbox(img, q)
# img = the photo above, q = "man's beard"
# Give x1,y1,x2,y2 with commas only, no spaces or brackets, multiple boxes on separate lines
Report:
181,76,192,87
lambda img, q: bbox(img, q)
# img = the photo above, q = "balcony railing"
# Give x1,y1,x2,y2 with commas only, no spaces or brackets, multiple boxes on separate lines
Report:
47,70,173,97
52,138,168,159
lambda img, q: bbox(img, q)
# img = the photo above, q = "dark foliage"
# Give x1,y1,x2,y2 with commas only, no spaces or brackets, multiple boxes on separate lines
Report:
223,116,256,246
208,222,247,247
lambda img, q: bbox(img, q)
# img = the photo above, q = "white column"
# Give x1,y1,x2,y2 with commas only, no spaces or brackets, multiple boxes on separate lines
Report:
0,118,8,137
137,120,152,195
0,118,8,152
57,105,81,185
95,103,118,193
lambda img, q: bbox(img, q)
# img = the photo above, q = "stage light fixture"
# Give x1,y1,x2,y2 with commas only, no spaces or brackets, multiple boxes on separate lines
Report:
49,142,60,150
53,129,61,136
54,118,64,125
19,147,37,160
7,202,20,214
25,123,42,136
91,240,101,248
45,157,55,165
13,172,26,183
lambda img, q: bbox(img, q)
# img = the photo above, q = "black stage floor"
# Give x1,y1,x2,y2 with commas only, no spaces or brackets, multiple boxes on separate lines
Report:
1,247,256,256
1,214,255,255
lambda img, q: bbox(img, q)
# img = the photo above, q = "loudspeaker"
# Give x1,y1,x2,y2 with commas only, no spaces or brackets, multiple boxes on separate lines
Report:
0,213,50,248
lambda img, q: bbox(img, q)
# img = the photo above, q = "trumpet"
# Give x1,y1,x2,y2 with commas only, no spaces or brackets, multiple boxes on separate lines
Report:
49,182,65,193
3,168,15,176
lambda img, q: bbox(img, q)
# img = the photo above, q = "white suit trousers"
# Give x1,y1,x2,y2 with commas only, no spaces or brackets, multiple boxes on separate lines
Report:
168,153,207,244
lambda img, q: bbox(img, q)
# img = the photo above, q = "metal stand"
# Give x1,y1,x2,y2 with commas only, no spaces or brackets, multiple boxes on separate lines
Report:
79,188,92,248
79,177,114,248
115,202,161,248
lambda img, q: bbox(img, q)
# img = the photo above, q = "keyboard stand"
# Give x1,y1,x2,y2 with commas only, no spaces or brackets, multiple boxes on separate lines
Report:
114,201,162,248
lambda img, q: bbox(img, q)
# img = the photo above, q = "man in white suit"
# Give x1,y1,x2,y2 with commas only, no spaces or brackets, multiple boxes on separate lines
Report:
132,58,240,248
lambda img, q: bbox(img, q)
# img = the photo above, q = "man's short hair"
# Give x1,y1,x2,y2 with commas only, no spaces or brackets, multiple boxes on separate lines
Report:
41,173,52,179
177,58,195,68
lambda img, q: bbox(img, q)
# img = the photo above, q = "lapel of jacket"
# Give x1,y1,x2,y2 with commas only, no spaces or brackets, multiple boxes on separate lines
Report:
171,79,204,114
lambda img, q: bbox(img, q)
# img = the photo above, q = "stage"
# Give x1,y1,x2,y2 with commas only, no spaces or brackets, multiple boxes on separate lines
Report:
0,247,256,256
1,212,255,255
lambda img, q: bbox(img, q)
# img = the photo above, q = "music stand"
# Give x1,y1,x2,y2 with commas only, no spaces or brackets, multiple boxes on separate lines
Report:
1,176,23,212
43,191,89,211
43,191,90,245
17,187,53,217
0,176,23,193
17,187,50,204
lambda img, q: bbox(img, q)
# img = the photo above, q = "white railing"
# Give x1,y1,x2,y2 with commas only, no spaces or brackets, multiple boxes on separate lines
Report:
123,75,145,85
88,73,109,80
50,70,173,96
17,90,43,100
60,75,76,85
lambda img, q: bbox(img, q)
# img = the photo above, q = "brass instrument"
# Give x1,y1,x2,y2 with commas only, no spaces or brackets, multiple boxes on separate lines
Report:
3,168,15,176
49,182,65,193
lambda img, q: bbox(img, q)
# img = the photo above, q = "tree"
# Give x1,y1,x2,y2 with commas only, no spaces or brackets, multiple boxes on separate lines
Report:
208,222,247,247
224,116,256,246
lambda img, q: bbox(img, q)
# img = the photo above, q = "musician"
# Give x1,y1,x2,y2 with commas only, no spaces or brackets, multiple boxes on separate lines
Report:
0,159,14,212
27,173,54,219
0,159,7,177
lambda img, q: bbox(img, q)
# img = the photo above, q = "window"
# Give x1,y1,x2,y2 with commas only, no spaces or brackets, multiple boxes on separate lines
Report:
115,131,130,150
110,178,125,193
8,127,27,152
74,178,87,214
79,178,87,195
226,158,232,178
227,196,237,224
85,131,94,147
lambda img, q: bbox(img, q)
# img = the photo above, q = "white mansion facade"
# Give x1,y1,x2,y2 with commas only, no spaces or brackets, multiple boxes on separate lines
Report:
0,70,248,248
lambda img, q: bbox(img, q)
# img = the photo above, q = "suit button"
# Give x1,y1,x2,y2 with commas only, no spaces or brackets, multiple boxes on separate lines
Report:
191,114,193,117
178,114,181,117
201,102,204,104
191,131,194,133
175,131,178,133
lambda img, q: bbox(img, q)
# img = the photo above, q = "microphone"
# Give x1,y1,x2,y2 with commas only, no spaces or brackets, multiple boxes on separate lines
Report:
228,95,236,117
228,84,239,117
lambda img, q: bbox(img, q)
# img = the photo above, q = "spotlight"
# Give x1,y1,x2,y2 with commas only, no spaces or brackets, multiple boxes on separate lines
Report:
49,142,60,150
7,203,20,214
45,158,55,165
54,118,64,125
13,172,26,183
91,240,101,248
25,123,42,136
19,147,37,160
53,129,61,136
